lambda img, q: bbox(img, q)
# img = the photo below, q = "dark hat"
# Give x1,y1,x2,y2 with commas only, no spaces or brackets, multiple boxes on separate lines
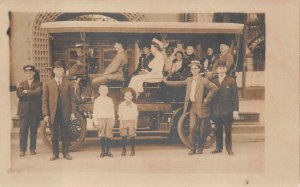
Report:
219,36,232,47
167,41,177,49
203,43,216,51
23,65,36,72
188,60,202,68
53,61,65,69
114,37,127,48
216,61,227,67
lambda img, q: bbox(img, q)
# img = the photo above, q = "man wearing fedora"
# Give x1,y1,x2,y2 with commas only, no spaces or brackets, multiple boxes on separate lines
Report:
164,60,218,155
17,65,42,157
210,61,239,155
42,61,76,161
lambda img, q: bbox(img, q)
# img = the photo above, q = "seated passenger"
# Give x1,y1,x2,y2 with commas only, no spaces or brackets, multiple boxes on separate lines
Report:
163,47,176,72
207,39,235,80
165,51,186,81
180,43,199,80
202,46,216,72
128,38,164,98
130,42,154,76
66,43,87,76
87,40,128,98
65,43,89,101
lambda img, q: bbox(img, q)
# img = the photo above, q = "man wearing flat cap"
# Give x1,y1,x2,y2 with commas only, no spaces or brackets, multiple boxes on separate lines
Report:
210,61,239,155
42,61,76,161
17,65,42,157
67,43,87,77
164,60,218,155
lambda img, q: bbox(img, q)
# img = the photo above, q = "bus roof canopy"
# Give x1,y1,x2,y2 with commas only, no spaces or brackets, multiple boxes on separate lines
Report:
41,21,244,34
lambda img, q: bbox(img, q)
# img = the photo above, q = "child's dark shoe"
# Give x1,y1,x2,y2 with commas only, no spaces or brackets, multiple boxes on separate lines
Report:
130,150,135,156
106,151,114,157
121,148,126,156
100,151,106,158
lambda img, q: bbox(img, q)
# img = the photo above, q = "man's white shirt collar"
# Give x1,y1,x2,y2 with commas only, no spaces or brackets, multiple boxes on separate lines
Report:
27,79,34,87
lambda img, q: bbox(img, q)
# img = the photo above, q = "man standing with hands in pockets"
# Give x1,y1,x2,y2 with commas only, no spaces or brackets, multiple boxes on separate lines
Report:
43,61,77,161
164,60,218,155
210,61,239,155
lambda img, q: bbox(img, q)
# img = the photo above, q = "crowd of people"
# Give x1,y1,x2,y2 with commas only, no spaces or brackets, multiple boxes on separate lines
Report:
16,37,239,160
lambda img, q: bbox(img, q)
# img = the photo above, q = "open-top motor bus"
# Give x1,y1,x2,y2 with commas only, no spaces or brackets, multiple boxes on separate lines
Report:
40,21,244,151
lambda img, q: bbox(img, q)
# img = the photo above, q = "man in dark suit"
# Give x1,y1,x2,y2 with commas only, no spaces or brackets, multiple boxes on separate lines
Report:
164,60,218,155
210,61,239,155
17,65,42,157
43,61,76,161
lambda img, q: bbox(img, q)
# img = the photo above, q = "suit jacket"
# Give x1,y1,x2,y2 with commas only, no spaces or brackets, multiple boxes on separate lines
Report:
17,79,42,117
211,76,239,116
166,76,218,118
212,51,234,76
42,78,76,124
103,50,128,79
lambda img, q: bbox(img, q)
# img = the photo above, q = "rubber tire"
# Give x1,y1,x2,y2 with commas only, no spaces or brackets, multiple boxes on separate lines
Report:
167,107,183,144
177,112,216,148
40,113,87,152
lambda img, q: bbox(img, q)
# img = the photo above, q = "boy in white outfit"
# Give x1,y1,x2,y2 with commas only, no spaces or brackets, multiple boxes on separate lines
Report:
93,85,115,158
118,87,138,156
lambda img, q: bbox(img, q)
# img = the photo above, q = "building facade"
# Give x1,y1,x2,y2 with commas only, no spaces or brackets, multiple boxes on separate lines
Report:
10,12,265,120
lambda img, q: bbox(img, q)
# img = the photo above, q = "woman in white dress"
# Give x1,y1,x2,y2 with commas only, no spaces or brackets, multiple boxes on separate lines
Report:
128,38,164,97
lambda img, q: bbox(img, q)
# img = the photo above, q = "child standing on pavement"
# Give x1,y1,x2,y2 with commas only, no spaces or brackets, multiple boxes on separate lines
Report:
93,85,115,158
118,87,138,156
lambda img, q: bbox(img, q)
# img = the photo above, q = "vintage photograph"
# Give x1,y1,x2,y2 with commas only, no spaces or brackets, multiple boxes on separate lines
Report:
9,12,265,175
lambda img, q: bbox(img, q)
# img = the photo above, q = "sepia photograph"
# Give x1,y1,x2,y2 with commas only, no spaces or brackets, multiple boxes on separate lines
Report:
9,11,265,173
0,1,299,187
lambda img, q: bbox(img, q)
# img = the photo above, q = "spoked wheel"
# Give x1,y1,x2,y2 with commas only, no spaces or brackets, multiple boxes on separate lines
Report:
177,112,216,148
40,113,87,151
167,107,183,143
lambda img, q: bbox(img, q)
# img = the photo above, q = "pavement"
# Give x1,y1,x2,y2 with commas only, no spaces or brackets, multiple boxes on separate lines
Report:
2,136,264,187
10,136,264,173
5,99,265,187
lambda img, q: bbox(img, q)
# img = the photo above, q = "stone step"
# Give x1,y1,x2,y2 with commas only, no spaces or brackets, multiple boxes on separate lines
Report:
232,123,264,133
238,86,265,100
